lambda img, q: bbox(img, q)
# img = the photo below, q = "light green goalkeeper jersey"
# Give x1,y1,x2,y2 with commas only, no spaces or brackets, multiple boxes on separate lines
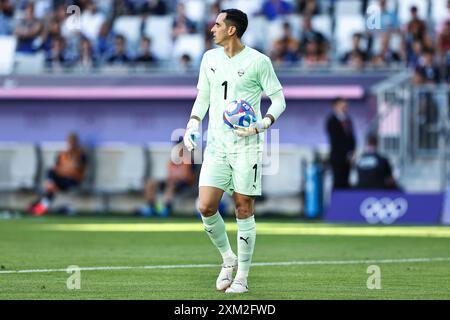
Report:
193,46,283,154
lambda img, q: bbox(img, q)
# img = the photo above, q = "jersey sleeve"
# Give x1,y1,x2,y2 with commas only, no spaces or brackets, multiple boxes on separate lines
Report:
196,52,210,91
258,56,283,97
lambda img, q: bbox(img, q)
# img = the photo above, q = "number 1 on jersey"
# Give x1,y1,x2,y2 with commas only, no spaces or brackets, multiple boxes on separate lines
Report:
221,81,228,100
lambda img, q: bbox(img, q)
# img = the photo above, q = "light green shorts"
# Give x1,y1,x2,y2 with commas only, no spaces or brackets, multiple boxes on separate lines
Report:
199,147,263,196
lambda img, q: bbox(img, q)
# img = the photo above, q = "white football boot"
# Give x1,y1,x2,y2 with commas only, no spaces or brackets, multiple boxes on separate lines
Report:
216,256,238,291
225,278,249,293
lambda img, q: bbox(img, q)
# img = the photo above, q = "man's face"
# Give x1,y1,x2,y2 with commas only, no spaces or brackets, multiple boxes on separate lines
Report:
335,101,348,113
211,13,231,46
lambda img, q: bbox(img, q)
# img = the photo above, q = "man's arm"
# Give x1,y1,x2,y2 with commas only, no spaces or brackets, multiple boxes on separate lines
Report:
184,53,210,151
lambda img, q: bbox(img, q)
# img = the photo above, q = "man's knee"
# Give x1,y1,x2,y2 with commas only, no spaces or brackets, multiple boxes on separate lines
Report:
198,201,219,217
235,202,254,219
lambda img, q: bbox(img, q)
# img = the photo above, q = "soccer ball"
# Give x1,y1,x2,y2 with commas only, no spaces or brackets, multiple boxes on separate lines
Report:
223,99,257,129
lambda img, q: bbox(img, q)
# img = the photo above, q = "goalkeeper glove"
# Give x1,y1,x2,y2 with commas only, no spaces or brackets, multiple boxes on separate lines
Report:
233,117,272,137
183,118,200,152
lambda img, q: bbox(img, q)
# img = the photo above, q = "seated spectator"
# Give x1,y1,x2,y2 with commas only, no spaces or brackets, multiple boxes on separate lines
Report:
0,0,15,35
356,134,399,190
39,17,62,56
106,34,131,65
45,35,73,70
27,133,88,216
14,2,43,53
405,6,427,43
341,33,369,65
261,0,293,21
437,21,450,65
270,21,300,66
299,15,327,56
296,0,319,16
135,36,157,66
77,36,99,70
171,2,196,41
406,39,423,68
178,53,194,73
371,33,401,67
95,20,115,58
347,50,365,70
303,40,328,67
136,139,196,217
416,50,441,84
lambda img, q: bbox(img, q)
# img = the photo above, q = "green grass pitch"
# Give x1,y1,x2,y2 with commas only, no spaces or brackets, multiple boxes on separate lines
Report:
0,216,449,300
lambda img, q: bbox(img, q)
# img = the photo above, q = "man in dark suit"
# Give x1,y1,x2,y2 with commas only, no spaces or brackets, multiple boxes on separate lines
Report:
325,97,356,189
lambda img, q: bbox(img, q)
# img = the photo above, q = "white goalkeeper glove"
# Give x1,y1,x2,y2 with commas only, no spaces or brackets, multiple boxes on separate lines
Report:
183,118,200,152
233,117,272,137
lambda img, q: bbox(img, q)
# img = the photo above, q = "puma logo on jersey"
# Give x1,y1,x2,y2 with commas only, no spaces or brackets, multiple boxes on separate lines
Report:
211,67,216,73
205,228,213,234
239,236,249,244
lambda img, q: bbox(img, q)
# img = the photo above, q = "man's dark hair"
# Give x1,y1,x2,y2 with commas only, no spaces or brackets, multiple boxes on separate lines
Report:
366,134,378,147
333,97,346,106
220,9,248,38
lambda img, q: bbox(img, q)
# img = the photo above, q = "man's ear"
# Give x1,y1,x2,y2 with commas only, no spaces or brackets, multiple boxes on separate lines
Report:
228,25,237,37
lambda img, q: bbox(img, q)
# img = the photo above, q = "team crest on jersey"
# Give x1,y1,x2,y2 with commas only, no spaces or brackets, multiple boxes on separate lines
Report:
237,69,245,77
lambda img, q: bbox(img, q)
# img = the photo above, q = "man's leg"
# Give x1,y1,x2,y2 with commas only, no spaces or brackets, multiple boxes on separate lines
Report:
137,179,158,216
198,186,237,290
225,192,255,293
28,170,59,216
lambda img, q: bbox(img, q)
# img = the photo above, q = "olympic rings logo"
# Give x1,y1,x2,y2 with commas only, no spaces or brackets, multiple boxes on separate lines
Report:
359,197,408,224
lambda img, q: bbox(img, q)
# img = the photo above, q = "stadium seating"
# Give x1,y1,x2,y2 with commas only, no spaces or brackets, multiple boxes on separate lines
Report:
93,143,146,194
0,36,16,75
335,0,363,16
334,15,366,56
142,15,174,61
0,142,38,192
112,16,142,51
172,34,205,63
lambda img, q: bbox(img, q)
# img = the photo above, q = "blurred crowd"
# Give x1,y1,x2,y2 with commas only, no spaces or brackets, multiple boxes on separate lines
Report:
0,0,449,81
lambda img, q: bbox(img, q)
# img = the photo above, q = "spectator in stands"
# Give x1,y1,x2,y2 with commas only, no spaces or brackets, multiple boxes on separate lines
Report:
405,6,427,43
178,53,193,73
14,2,43,53
96,20,115,58
438,21,450,80
378,0,399,32
356,134,399,190
406,38,423,68
45,35,72,70
106,34,131,65
341,33,369,65
371,32,401,68
303,40,328,67
135,36,157,66
80,0,105,43
0,0,15,35
435,0,450,34
325,97,356,189
76,35,99,70
270,21,300,66
171,2,196,41
416,49,441,84
39,16,62,57
28,133,87,216
261,0,293,21
299,15,327,57
296,0,319,16
136,138,196,217
141,0,167,15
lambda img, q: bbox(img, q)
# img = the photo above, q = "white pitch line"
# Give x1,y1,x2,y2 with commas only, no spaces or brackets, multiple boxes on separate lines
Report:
1,257,450,274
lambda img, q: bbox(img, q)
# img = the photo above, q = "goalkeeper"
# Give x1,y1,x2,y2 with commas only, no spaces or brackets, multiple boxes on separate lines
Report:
183,9,286,293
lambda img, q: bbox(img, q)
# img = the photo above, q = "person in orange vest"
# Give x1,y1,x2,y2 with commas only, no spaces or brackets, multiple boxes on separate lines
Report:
28,133,87,216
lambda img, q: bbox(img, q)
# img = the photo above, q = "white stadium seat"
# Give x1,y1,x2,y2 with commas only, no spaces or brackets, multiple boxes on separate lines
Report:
262,145,313,196
0,36,16,75
0,143,38,191
183,0,206,23
112,16,142,49
311,14,332,41
172,34,204,62
336,0,363,16
147,143,173,181
143,15,174,60
93,143,146,193
335,15,366,56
